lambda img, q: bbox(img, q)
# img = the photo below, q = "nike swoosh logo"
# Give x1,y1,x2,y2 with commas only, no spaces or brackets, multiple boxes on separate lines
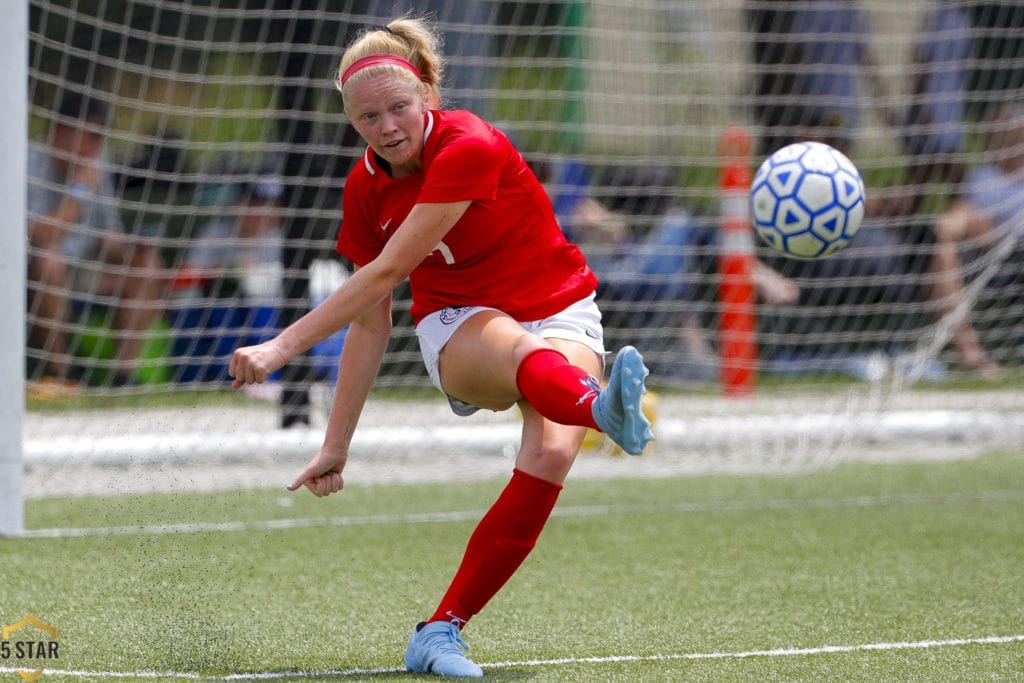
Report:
379,218,392,231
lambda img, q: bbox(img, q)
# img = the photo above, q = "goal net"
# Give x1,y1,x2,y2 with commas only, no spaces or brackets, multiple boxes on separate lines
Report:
18,0,1024,505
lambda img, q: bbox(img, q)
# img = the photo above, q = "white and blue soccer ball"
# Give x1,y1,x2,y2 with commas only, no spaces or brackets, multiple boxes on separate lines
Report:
750,141,865,259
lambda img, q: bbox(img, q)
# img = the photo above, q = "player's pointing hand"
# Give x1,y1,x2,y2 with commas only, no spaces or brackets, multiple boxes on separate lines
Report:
288,451,347,497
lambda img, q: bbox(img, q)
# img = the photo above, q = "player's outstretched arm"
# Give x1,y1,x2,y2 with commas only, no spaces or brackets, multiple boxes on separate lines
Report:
230,202,469,390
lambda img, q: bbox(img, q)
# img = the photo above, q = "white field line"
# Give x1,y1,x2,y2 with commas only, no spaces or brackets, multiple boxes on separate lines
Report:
1,634,1022,679
23,409,1024,464
19,489,1024,539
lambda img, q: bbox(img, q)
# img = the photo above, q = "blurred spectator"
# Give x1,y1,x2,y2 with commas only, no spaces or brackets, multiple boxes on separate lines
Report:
966,2,1024,122
182,171,284,306
168,170,285,389
27,90,167,388
746,0,805,158
891,3,1001,378
745,0,895,159
963,102,1024,240
896,1,975,217
956,101,1024,365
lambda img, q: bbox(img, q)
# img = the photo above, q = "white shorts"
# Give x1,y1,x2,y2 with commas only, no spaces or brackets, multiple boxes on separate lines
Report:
416,292,606,416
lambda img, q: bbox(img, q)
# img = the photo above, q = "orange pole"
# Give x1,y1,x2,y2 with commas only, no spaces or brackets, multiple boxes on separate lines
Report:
718,124,757,396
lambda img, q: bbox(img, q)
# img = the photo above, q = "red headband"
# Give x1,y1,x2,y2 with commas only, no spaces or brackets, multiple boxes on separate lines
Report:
340,54,420,87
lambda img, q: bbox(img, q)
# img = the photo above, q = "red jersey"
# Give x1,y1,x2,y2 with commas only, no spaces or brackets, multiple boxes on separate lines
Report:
337,109,597,325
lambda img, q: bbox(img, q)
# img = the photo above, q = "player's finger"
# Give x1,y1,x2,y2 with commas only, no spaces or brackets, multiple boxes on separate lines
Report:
321,477,334,496
230,354,253,387
310,474,339,497
288,467,317,492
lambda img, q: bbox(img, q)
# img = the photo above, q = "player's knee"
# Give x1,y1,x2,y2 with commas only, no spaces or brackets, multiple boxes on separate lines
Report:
511,332,552,367
518,441,577,480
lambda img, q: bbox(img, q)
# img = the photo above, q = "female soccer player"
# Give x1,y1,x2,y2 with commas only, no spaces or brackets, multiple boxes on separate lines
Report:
228,16,654,678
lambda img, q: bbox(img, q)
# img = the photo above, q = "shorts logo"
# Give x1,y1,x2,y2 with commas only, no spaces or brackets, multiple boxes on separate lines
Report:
439,306,471,325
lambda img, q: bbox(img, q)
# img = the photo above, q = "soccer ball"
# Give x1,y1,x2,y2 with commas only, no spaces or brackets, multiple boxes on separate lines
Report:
749,141,865,259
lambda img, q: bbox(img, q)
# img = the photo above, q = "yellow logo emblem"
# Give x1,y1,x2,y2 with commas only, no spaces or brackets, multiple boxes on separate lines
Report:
1,615,59,681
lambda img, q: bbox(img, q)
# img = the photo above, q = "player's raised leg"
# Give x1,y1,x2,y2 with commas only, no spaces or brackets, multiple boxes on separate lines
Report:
437,310,653,455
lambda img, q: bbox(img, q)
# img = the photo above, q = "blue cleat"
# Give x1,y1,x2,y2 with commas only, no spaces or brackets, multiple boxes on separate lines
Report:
405,620,484,678
591,346,654,455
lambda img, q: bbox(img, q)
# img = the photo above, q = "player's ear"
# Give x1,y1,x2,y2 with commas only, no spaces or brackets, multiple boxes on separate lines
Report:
424,85,440,110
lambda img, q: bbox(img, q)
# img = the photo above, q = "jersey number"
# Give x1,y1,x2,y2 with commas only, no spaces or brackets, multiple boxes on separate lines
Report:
429,240,455,265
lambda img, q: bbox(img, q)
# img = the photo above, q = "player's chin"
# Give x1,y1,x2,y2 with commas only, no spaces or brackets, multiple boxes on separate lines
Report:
380,141,412,163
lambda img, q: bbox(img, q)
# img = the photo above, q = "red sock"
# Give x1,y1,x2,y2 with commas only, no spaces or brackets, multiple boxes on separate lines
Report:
515,348,601,429
428,468,563,627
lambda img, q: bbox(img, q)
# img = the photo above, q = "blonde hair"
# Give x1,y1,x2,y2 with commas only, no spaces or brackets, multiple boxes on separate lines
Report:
336,17,444,110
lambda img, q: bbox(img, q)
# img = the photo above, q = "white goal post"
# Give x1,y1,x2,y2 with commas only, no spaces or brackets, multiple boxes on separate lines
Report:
1,0,27,537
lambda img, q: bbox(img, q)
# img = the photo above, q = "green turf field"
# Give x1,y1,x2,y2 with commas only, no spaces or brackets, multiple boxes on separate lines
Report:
3,451,1023,681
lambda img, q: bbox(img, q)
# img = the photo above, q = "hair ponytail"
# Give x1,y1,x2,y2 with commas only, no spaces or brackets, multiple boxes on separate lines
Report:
337,16,445,108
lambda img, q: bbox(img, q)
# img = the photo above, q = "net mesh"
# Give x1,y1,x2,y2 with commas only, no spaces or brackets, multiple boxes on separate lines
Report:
23,0,1024,473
